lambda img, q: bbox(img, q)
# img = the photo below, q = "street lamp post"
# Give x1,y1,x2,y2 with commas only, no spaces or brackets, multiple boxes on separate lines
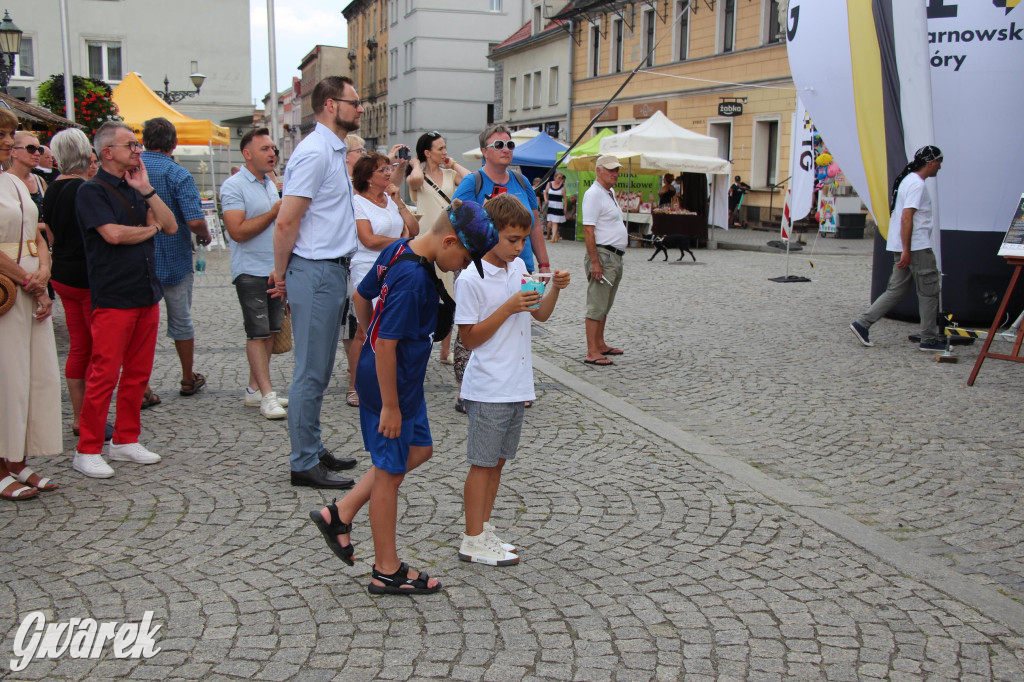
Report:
0,10,23,93
160,70,207,105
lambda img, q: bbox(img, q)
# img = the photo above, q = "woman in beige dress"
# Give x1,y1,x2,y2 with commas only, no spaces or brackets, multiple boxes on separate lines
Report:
0,110,62,500
407,131,469,364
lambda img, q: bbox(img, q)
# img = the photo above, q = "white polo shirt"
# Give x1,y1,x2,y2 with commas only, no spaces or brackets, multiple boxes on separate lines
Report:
454,257,536,403
283,121,358,260
582,181,629,250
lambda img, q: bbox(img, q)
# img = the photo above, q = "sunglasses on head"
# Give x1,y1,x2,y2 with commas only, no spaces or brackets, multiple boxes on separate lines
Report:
426,130,442,139
15,144,43,155
484,139,515,151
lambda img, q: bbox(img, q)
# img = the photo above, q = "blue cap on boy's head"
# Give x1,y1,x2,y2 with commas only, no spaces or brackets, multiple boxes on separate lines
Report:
448,200,499,277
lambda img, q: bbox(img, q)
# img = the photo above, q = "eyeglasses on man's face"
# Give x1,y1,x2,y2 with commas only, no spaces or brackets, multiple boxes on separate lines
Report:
330,97,363,109
484,139,515,151
14,144,43,155
107,141,144,152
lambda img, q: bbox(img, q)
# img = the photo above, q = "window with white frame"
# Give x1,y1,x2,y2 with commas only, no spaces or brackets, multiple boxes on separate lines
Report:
751,118,780,187
532,70,541,108
389,104,398,134
13,35,33,78
490,0,502,11
721,0,736,53
390,0,398,25
403,101,413,132
675,2,690,61
642,9,655,66
548,66,558,105
589,23,601,77
390,48,398,79
533,4,542,34
404,40,413,72
611,18,624,73
522,72,532,109
87,40,123,82
509,76,517,112
764,0,783,44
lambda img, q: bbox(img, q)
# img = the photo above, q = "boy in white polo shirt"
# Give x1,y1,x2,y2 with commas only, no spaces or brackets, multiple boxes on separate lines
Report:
454,194,571,566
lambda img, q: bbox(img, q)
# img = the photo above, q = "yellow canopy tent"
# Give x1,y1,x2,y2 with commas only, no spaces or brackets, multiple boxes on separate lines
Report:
112,72,230,146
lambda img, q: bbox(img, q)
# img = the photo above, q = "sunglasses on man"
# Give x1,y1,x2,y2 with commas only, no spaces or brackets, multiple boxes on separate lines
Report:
484,140,515,151
14,144,43,155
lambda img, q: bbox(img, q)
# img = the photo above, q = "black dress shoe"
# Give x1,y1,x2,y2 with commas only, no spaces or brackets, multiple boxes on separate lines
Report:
290,463,355,489
320,449,357,471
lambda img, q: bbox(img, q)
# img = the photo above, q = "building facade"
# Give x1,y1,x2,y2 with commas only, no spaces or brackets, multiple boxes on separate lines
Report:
7,0,252,139
298,45,349,135
560,0,794,224
387,0,535,156
260,77,303,167
490,1,572,141
343,0,390,151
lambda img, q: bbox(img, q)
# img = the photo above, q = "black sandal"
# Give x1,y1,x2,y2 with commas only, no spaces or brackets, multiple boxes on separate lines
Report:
368,562,441,596
179,372,207,396
308,498,355,566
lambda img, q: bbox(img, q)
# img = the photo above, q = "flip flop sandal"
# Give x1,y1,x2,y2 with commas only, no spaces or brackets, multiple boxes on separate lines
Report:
583,358,614,366
309,498,355,566
367,562,441,596
346,390,359,407
179,372,207,396
0,475,39,501
602,348,624,355
9,465,58,492
141,391,162,409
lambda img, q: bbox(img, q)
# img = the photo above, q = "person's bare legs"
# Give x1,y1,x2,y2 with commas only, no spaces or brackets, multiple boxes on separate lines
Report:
464,465,493,537
346,328,365,396
321,445,433,552
67,377,85,431
175,338,196,384
246,336,274,395
440,331,452,362
585,317,608,362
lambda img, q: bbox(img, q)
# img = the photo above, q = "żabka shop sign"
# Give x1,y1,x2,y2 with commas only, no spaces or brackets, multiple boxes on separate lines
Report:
717,102,743,117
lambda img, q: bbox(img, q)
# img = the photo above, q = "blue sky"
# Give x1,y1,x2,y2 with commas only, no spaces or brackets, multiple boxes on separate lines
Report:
249,0,349,104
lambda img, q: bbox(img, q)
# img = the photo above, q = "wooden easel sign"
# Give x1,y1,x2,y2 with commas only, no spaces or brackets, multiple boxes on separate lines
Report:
967,193,1024,385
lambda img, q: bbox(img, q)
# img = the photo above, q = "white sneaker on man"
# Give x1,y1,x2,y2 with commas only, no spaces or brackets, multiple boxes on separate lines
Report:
245,387,288,408
73,452,115,478
108,442,162,464
260,392,287,420
458,532,519,566
483,521,516,553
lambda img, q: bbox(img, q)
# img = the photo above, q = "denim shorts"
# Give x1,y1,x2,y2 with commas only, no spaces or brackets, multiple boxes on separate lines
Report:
162,272,194,340
234,273,286,340
360,399,433,474
465,401,524,467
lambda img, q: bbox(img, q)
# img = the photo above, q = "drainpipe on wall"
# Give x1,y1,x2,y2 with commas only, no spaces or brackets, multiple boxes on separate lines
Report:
565,18,574,144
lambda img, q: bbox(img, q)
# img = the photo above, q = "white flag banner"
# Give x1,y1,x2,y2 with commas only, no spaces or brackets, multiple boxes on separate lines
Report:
781,98,816,241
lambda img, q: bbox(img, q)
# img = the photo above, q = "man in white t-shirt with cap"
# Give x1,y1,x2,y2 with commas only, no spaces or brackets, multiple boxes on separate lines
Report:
582,155,629,366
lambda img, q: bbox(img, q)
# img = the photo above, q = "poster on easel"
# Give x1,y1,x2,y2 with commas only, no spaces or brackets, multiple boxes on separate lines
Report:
996,194,1024,258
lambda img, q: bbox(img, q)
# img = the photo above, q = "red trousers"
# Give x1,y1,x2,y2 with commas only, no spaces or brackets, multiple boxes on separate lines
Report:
52,281,94,380
76,304,159,454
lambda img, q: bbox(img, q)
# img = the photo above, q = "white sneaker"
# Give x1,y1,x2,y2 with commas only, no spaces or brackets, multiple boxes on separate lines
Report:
73,452,115,478
260,391,287,420
108,442,162,464
245,388,289,408
458,532,519,566
481,520,516,552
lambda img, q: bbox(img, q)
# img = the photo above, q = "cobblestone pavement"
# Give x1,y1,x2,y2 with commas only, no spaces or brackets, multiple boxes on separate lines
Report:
2,242,1023,680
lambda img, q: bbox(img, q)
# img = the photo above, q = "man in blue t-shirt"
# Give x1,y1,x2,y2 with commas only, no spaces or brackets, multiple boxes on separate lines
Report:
452,124,551,275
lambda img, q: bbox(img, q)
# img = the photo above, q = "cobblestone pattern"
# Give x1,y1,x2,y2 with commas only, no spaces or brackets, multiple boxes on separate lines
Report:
1,248,1022,680
534,241,1024,601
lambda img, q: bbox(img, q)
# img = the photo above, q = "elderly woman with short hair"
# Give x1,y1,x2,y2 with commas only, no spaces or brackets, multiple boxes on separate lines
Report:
0,109,62,500
43,128,114,443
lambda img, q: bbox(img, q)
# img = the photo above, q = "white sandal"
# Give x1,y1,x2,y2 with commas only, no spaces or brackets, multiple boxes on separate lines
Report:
11,465,58,491
0,474,39,501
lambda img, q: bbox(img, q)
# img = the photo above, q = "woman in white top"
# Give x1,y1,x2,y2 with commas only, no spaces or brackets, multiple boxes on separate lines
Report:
347,152,419,404
407,131,469,364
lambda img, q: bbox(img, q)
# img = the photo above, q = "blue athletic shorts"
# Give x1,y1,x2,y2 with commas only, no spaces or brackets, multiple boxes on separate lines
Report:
360,399,432,474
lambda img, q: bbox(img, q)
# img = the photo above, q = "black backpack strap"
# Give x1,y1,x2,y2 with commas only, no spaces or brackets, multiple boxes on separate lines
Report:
423,174,452,208
93,177,145,226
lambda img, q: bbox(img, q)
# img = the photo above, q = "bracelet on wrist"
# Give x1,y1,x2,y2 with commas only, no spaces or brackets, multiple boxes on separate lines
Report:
538,262,550,268
142,189,157,200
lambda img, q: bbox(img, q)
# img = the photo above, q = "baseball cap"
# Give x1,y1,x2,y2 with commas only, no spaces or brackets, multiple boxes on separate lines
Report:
447,200,500,277
595,154,622,170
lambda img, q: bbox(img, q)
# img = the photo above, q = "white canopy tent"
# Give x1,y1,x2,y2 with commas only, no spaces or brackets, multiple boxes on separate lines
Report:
461,128,540,164
568,111,732,229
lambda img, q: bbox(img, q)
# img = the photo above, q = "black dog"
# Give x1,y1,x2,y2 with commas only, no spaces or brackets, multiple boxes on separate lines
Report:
648,234,696,262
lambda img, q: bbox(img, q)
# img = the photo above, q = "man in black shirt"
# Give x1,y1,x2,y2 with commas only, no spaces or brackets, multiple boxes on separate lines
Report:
72,121,177,479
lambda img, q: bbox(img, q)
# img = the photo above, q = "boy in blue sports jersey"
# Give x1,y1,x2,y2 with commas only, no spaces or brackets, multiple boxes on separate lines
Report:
309,199,499,596
455,194,570,566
